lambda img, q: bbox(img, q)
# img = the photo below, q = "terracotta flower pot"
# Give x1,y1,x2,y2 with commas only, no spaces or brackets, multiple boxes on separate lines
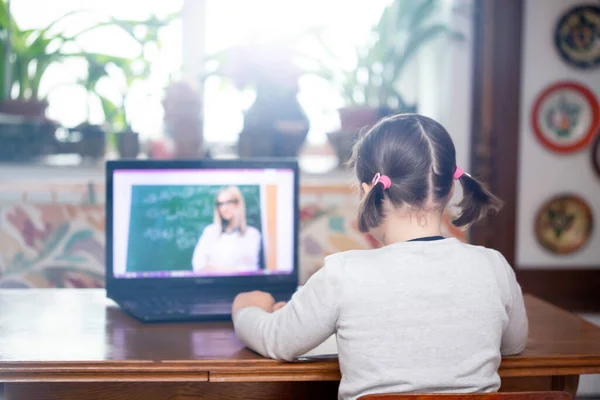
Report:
330,105,418,167
327,130,358,167
328,106,379,167
338,105,417,132
338,106,379,132
238,86,309,158
74,123,106,160
0,99,48,119
163,82,203,159
117,129,140,159
0,120,57,160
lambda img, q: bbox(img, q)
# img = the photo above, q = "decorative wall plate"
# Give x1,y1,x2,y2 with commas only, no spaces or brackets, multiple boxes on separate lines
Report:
531,82,600,153
593,133,600,179
535,194,593,254
554,4,600,69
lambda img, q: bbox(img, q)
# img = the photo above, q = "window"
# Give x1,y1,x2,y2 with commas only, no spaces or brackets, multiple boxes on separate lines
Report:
11,0,182,139
10,0,467,152
203,0,392,145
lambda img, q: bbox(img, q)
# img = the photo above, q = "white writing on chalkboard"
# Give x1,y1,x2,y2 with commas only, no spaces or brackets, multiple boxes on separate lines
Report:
143,227,199,250
137,186,259,218
142,187,204,204
145,207,201,221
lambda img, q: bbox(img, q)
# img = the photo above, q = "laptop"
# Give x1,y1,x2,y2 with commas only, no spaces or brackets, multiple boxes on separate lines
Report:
105,159,299,322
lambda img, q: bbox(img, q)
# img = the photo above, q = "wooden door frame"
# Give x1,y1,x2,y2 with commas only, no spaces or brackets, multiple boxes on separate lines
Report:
469,0,600,312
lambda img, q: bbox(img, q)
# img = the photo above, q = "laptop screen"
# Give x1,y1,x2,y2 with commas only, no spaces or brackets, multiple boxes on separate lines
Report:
111,167,295,279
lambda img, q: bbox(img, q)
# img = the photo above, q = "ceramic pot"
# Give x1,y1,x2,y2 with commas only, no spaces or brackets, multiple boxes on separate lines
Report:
238,85,309,158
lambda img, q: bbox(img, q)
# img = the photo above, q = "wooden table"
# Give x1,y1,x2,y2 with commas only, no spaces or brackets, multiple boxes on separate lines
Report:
0,290,598,399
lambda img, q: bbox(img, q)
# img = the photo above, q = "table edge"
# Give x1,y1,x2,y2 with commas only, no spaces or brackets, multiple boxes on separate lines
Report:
1,357,600,383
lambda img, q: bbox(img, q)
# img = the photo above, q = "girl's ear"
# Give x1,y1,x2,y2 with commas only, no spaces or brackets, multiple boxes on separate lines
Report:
361,182,372,197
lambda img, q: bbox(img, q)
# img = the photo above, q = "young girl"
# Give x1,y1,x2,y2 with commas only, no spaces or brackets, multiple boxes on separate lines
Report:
232,114,528,399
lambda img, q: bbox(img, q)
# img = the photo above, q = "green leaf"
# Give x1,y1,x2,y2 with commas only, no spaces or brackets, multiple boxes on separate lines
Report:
0,38,5,101
97,93,126,131
32,9,93,44
390,24,452,82
308,0,463,107
408,0,439,31
0,5,179,101
29,52,65,98
392,0,414,31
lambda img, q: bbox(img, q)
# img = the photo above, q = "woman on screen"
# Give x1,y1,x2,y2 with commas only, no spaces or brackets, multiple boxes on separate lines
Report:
192,186,262,273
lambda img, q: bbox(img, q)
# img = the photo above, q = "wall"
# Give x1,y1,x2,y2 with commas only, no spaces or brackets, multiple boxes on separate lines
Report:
182,0,206,85
421,0,473,174
518,0,600,396
398,0,474,175
517,0,600,268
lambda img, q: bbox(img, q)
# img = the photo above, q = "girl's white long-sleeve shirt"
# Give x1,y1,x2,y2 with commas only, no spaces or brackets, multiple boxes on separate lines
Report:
234,238,528,400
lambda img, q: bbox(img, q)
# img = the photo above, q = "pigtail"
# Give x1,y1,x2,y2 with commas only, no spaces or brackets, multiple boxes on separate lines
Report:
357,182,386,233
452,174,503,228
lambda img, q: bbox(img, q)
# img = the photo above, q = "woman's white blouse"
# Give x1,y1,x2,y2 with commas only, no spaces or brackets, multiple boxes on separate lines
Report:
192,224,262,273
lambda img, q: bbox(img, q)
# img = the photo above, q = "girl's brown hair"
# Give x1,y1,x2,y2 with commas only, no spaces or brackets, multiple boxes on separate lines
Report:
350,114,503,232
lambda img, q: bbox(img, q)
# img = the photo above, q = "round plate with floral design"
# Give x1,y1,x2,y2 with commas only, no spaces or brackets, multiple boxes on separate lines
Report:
531,81,600,153
593,133,600,179
535,194,593,255
554,4,600,69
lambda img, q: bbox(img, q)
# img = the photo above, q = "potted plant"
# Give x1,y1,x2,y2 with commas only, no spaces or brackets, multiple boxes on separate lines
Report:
97,94,140,160
316,0,461,164
73,54,144,161
203,38,312,158
162,80,205,159
85,52,158,160
0,1,175,159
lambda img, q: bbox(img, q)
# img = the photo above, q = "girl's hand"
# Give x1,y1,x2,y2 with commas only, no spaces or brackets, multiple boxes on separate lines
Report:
272,301,287,312
232,291,275,316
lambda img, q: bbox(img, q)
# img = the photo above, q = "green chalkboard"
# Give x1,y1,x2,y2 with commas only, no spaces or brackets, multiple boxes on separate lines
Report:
126,185,263,272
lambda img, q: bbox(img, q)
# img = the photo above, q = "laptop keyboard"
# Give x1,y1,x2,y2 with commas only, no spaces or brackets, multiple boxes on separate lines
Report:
123,293,233,318
122,291,292,321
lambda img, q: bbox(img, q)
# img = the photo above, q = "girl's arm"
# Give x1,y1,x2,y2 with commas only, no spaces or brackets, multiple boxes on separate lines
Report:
232,254,344,361
499,256,529,355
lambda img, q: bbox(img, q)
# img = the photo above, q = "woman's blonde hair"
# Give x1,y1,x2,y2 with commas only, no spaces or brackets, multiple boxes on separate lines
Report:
214,186,247,235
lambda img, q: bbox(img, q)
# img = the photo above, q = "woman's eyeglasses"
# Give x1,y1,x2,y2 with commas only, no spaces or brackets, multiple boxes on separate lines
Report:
216,199,239,208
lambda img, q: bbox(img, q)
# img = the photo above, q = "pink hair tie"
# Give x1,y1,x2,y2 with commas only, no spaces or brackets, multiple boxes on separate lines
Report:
372,173,392,189
453,166,466,180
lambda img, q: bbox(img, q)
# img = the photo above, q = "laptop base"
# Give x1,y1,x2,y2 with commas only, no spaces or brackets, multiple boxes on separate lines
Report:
114,290,294,323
